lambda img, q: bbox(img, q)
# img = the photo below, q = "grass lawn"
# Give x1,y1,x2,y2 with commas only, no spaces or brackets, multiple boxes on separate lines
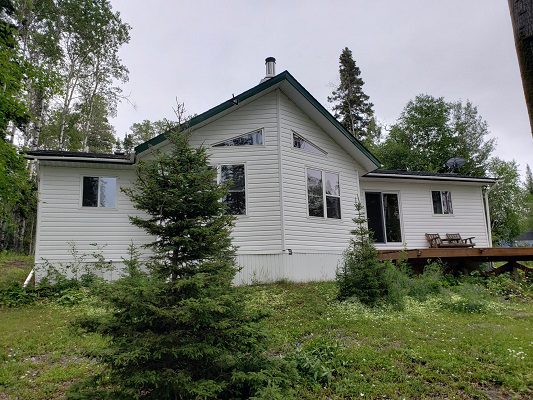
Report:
0,276,531,399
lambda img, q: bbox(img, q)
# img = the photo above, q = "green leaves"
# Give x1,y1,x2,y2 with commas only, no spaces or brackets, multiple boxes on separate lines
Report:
376,95,495,176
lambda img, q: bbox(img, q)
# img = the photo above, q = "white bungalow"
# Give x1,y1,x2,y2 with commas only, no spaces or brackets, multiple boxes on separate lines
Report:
26,59,496,283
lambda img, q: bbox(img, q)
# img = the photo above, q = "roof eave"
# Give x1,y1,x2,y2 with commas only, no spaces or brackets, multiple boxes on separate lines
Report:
24,154,134,164
362,172,497,184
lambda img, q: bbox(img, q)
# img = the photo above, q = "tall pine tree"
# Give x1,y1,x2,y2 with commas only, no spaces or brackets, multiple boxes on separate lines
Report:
70,131,273,399
328,47,377,145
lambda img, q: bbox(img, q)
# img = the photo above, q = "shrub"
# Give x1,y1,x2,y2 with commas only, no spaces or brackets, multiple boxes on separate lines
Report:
336,199,389,306
0,281,37,306
485,272,532,300
440,283,488,314
407,262,445,301
291,339,349,386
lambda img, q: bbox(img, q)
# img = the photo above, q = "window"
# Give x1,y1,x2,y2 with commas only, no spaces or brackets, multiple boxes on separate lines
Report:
213,129,263,147
364,192,402,243
82,177,116,208
293,132,327,156
306,168,341,219
432,190,453,214
220,164,246,215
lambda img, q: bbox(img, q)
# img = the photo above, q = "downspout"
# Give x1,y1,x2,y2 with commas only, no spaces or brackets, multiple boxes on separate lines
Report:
483,184,495,246
276,89,287,253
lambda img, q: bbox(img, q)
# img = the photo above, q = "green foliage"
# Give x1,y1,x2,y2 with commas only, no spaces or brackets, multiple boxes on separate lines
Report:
291,339,349,386
0,0,30,135
440,283,488,314
328,47,378,145
485,272,532,301
1,280,533,399
70,131,272,399
376,95,495,176
487,158,527,243
336,198,389,306
0,140,36,253
122,119,176,154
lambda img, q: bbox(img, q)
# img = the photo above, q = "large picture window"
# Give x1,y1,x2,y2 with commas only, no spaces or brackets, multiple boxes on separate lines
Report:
432,190,453,214
220,164,246,215
364,192,402,243
82,177,116,208
306,168,341,219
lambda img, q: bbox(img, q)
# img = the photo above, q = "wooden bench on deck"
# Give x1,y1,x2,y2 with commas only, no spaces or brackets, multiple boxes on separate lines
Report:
425,233,475,248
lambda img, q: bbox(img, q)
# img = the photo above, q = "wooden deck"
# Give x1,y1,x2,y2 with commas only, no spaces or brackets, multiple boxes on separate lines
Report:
378,247,533,263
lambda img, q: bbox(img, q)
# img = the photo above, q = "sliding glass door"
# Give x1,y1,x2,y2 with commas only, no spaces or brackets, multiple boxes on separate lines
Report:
364,192,402,244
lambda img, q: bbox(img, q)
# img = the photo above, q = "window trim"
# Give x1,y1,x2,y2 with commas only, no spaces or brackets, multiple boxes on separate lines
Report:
217,163,248,216
79,175,118,210
292,131,327,156
430,189,454,216
211,128,265,148
363,190,404,244
305,167,341,220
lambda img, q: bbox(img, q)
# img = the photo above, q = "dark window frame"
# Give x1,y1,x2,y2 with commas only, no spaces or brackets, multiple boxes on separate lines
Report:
81,176,117,208
306,168,341,220
431,190,453,215
364,191,403,244
219,164,247,215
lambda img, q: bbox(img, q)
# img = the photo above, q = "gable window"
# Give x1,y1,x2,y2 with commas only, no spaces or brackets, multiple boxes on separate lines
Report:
364,192,402,243
82,177,116,208
293,131,327,156
219,164,246,215
432,190,453,214
306,168,341,219
213,129,263,147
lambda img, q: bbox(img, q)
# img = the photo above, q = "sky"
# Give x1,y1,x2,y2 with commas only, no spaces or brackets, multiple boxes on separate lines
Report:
110,0,532,176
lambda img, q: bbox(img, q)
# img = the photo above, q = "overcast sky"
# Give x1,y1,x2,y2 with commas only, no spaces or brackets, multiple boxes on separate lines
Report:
110,0,532,176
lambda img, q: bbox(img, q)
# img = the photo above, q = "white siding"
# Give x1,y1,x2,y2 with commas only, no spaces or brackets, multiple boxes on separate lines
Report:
35,164,152,273
187,91,282,254
235,253,341,284
359,179,491,249
279,92,362,253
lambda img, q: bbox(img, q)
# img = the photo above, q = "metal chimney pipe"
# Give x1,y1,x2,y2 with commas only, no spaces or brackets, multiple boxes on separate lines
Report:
265,57,276,78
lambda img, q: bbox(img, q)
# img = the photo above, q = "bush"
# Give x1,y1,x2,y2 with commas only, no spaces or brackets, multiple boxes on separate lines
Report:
336,199,390,306
0,281,37,306
407,262,445,301
440,283,488,314
291,339,349,386
485,272,532,300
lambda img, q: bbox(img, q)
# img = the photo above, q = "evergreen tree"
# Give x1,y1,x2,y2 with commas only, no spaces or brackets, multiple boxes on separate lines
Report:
328,47,376,144
70,131,272,399
336,198,387,305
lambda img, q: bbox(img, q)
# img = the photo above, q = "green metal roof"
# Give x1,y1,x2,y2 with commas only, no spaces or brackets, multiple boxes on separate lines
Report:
134,71,381,168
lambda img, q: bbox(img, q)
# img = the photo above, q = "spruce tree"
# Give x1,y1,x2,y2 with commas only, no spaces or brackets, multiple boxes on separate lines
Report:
336,198,387,305
328,47,377,144
70,131,271,399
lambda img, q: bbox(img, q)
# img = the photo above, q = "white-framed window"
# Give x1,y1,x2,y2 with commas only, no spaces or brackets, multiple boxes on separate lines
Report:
213,128,263,147
82,177,117,208
219,164,246,215
293,131,327,156
364,191,402,243
432,190,453,215
306,168,341,219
